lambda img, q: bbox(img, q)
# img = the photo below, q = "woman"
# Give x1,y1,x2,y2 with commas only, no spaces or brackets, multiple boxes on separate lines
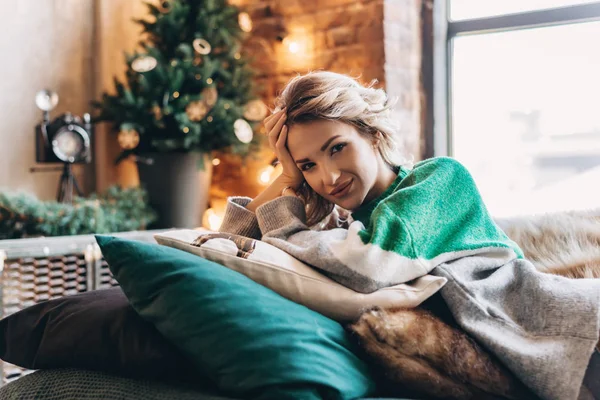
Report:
219,71,600,400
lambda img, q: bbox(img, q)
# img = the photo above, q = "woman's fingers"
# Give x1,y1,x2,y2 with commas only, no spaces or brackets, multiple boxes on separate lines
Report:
264,108,286,132
269,111,287,136
276,126,294,164
276,125,287,151
263,113,278,131
268,112,287,150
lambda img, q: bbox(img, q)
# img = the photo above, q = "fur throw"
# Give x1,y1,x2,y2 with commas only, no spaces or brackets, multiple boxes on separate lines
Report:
349,208,600,400
496,209,600,279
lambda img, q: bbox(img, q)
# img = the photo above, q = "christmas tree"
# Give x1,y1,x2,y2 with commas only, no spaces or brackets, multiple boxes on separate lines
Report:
94,0,267,162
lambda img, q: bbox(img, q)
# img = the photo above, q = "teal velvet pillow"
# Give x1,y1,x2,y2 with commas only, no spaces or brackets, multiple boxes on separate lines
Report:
95,236,376,400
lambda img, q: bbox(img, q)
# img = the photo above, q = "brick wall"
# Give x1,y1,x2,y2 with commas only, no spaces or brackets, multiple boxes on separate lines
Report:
212,0,423,201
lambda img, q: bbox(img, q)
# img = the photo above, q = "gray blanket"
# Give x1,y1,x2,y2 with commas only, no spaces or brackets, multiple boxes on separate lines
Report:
433,255,600,400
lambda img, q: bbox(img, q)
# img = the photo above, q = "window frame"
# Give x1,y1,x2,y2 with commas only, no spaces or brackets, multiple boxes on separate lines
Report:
432,1,600,157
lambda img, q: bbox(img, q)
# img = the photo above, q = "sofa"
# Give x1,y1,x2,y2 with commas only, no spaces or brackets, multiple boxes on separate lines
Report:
0,209,598,400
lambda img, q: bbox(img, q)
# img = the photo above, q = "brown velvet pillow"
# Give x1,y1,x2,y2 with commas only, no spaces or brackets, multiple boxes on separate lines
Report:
0,287,201,383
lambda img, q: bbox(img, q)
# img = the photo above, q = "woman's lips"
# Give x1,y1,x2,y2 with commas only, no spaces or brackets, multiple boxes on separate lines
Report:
331,180,352,198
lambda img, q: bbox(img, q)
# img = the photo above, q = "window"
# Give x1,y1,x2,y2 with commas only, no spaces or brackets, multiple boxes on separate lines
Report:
450,0,598,21
436,2,600,217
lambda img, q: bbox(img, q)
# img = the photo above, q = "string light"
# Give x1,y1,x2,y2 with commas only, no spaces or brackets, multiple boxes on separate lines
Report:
259,165,275,185
257,163,282,185
195,74,201,80
173,91,180,98
212,158,221,166
203,208,223,231
183,127,189,133
207,78,213,84
285,39,300,54
207,116,213,122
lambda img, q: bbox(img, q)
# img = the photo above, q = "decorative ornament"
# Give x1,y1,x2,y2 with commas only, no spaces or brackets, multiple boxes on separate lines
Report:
201,87,218,107
118,129,140,150
234,119,253,143
186,100,209,122
193,38,212,55
131,55,157,73
158,1,171,13
238,12,253,33
152,104,163,120
243,100,268,121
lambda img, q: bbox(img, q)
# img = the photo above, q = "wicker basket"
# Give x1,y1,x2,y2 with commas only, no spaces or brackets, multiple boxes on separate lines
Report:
0,230,159,384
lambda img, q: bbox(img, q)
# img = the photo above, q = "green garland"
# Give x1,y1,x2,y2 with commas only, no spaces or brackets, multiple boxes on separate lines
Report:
0,186,157,240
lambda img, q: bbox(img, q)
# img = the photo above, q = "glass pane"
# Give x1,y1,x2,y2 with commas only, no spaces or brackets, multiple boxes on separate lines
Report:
451,21,600,218
450,0,597,21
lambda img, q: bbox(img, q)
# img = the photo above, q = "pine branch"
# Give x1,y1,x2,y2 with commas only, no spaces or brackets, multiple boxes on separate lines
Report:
0,187,157,240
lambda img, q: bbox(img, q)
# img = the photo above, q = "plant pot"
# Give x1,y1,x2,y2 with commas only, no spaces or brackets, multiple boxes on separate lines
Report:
137,152,213,229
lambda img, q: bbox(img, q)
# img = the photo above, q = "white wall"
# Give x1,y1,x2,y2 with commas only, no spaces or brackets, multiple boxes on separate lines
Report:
0,0,95,200
0,0,154,201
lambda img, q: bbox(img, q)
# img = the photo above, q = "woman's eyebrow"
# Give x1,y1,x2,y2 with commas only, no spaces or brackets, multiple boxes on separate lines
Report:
295,135,342,164
320,135,341,151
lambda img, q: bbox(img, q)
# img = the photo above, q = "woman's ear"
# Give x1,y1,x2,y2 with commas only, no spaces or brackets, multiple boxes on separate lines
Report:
372,131,383,148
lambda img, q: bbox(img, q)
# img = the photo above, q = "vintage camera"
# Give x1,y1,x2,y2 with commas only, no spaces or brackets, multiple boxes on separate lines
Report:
35,89,92,164
32,90,94,203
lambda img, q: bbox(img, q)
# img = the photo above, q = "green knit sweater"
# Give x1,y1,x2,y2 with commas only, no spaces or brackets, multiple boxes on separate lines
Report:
220,156,523,293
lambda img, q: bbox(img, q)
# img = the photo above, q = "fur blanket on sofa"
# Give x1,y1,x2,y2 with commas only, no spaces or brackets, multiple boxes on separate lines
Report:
349,209,600,400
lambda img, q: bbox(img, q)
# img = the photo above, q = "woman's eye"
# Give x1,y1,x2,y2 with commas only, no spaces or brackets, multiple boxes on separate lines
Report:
331,143,346,155
301,163,315,171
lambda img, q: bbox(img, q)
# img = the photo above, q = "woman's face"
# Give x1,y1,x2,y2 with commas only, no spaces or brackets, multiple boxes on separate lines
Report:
286,119,396,211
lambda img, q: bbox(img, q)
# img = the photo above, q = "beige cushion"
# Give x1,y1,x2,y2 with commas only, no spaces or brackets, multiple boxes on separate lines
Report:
154,229,447,322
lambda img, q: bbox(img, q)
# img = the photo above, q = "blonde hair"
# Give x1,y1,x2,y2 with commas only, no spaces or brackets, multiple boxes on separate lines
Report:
273,71,411,226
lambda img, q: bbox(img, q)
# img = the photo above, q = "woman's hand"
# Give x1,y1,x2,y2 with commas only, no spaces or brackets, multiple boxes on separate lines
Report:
245,109,304,212
264,108,304,190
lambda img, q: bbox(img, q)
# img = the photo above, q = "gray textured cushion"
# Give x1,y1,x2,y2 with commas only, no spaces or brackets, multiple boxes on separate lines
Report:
0,369,239,400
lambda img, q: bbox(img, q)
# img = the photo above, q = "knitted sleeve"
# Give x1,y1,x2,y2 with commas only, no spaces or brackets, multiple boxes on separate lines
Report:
218,196,261,240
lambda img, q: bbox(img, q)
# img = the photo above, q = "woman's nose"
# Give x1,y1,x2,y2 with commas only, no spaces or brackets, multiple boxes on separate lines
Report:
322,166,341,186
